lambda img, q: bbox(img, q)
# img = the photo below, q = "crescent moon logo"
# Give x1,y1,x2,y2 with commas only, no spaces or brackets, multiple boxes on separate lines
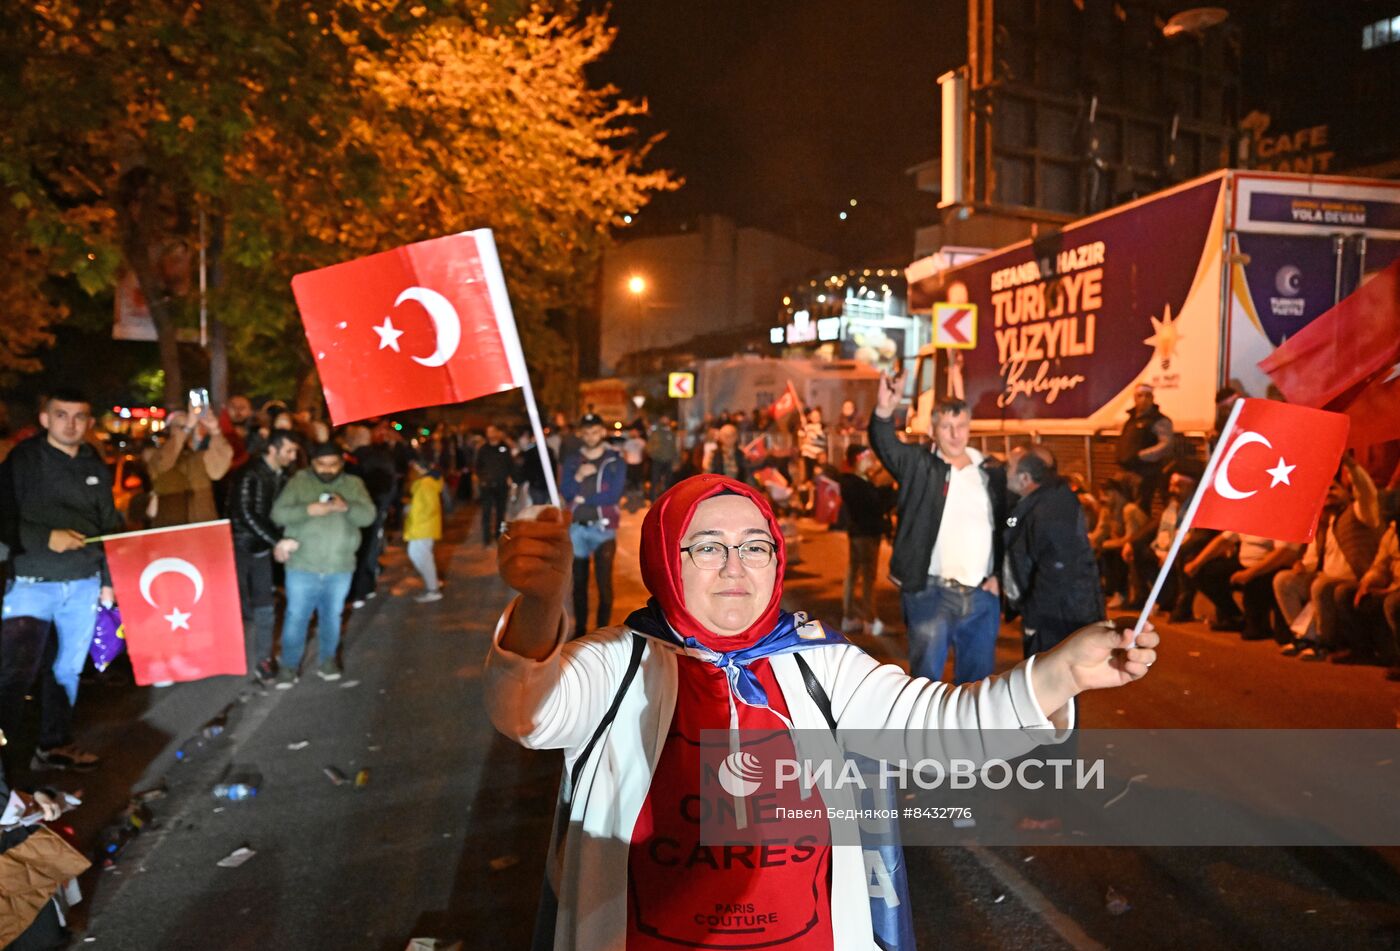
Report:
1213,431,1272,501
395,287,462,368
139,557,205,609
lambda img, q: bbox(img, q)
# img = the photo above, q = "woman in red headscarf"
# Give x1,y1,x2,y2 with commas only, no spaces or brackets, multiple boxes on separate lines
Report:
489,475,1158,950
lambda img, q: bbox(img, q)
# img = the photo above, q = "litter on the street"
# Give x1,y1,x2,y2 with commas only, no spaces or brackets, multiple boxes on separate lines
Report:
324,766,348,786
216,846,256,869
287,740,310,751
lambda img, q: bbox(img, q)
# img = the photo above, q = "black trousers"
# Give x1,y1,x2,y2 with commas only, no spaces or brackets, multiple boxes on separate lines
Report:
0,618,72,758
1196,558,1286,640
235,547,277,663
479,483,510,544
350,509,389,601
572,539,616,638
1131,531,1213,615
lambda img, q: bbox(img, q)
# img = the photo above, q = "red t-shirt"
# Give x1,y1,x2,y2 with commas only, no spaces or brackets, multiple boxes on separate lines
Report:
626,655,833,949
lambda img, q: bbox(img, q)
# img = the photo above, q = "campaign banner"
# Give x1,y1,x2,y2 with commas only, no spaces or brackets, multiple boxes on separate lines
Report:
921,176,1224,431
1232,174,1400,238
1247,192,1400,232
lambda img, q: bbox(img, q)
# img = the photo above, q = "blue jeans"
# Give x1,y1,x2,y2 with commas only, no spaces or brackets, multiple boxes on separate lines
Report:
901,581,1001,684
280,570,352,670
2,575,101,706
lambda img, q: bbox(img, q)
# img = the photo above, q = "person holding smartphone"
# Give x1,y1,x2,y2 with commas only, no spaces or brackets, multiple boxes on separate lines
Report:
270,442,375,685
146,389,233,528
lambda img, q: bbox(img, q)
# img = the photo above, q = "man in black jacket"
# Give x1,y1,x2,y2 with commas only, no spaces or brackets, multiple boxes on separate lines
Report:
344,423,399,607
1115,383,1174,511
227,431,299,682
1003,445,1105,657
869,373,1007,684
0,389,122,772
475,425,515,545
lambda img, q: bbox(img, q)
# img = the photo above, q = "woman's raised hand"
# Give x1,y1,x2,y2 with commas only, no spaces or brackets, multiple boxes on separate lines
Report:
496,506,574,659
1030,619,1159,719
498,506,574,603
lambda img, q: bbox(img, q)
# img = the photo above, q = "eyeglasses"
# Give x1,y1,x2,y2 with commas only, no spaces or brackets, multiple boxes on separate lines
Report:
680,540,777,570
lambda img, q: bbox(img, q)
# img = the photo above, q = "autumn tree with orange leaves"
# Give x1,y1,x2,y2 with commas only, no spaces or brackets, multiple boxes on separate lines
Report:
0,1,674,409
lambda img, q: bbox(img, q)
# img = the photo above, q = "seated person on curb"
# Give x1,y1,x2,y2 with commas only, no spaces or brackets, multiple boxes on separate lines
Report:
1274,456,1382,660
1330,497,1400,671
1124,466,1210,619
1185,532,1299,639
1092,475,1146,609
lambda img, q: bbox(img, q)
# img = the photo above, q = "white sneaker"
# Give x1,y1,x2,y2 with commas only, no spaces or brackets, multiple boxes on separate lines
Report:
865,619,886,637
152,680,174,688
414,590,444,603
350,599,367,609
840,617,862,634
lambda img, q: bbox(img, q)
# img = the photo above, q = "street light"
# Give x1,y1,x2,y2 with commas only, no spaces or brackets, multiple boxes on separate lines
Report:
627,274,648,361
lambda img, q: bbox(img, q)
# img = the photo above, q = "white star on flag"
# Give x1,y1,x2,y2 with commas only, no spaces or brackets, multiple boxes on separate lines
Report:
372,316,404,352
164,607,192,631
1266,457,1295,488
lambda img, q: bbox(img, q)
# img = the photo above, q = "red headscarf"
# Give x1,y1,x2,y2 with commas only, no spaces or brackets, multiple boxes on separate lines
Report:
639,474,787,650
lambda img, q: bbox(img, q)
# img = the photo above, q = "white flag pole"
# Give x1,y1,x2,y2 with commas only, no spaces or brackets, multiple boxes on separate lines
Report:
1130,397,1246,639
472,230,561,508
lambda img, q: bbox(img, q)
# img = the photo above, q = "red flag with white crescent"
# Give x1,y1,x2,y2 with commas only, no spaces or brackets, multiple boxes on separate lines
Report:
291,229,528,425
103,521,246,685
769,381,801,422
1192,399,1349,543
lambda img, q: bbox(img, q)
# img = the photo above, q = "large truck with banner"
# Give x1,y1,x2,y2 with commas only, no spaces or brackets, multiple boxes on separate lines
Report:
903,170,1400,480
677,355,881,434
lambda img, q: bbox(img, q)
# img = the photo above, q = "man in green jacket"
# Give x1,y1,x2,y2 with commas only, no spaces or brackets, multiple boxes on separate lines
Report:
270,442,375,685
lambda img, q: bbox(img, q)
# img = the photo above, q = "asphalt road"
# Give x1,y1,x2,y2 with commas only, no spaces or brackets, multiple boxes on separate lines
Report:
26,501,1400,949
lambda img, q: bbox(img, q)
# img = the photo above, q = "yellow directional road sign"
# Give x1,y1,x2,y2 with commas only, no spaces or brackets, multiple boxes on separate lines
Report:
668,372,696,399
933,302,977,349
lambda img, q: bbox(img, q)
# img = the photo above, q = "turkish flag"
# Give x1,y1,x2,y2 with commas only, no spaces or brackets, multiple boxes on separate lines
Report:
1192,399,1349,543
742,434,767,464
1258,257,1400,410
103,521,246,685
769,381,801,422
291,230,528,425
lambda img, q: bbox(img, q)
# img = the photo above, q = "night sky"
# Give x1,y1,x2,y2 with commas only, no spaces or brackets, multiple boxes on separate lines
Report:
589,0,963,258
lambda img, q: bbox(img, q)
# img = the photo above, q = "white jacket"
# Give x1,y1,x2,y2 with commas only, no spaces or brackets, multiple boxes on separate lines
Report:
485,598,1072,950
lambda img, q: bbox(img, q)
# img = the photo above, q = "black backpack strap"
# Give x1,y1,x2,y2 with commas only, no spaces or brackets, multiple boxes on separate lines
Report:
793,652,837,736
566,632,646,800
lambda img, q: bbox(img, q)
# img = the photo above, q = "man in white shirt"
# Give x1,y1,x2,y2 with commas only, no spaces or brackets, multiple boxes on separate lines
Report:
868,376,1007,684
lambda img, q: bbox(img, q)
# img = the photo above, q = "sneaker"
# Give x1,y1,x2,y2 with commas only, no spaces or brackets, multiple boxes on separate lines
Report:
31,744,101,772
1209,617,1244,633
1279,641,1302,656
350,599,367,609
1298,645,1325,661
414,590,444,604
274,668,298,690
316,660,343,682
254,658,278,685
840,616,863,634
152,680,175,688
866,619,886,637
